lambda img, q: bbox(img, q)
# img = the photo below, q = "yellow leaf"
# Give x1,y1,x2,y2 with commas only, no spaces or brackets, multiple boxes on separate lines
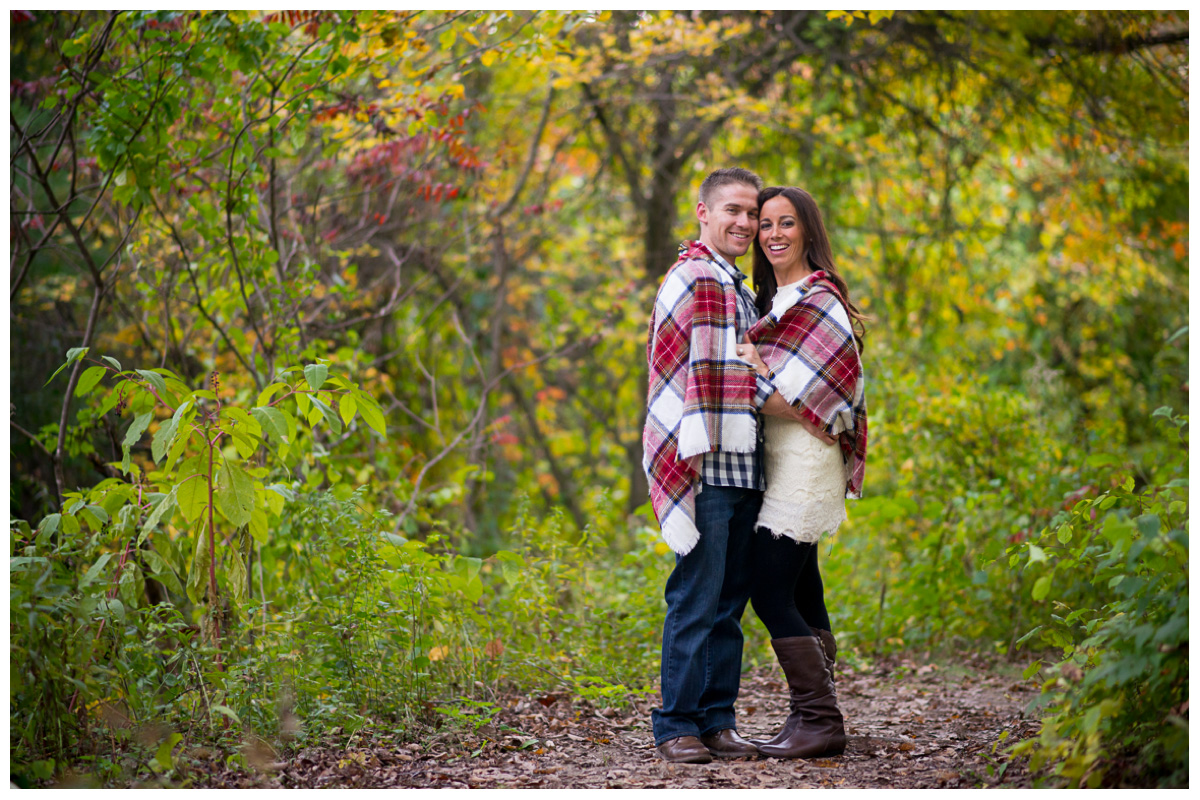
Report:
429,645,449,662
462,29,480,46
654,541,670,556
480,49,497,67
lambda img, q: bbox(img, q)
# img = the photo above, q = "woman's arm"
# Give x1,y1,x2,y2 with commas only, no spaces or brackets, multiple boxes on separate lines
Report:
761,393,837,445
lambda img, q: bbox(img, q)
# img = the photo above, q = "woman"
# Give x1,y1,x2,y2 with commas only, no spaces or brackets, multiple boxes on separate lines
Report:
738,186,868,759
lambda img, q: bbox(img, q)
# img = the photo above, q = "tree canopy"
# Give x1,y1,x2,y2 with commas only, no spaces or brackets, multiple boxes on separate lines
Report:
9,10,1188,789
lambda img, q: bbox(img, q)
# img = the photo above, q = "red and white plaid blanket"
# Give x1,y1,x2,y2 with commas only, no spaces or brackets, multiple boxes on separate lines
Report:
748,272,867,498
643,241,759,554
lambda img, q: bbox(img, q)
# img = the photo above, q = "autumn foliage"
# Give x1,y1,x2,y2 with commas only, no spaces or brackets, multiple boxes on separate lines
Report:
9,10,1187,789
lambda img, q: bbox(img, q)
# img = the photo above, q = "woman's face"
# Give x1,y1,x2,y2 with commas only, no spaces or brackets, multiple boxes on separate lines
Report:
758,195,806,276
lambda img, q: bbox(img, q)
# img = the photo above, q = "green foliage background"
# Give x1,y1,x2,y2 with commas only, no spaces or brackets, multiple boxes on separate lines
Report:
9,10,1187,789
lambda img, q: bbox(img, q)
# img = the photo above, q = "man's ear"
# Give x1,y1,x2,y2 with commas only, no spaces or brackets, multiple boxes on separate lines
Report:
696,201,708,227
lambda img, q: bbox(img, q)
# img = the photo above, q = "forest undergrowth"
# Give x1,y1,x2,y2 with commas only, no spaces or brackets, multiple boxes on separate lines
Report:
10,9,1188,791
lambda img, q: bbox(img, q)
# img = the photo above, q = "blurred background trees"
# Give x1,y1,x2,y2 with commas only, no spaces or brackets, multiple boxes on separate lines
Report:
10,10,1188,788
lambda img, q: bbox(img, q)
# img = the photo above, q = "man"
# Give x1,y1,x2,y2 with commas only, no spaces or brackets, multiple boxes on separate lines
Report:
644,167,813,763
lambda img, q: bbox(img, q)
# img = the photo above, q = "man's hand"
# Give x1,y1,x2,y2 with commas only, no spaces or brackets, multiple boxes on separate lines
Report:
735,334,770,378
761,392,837,445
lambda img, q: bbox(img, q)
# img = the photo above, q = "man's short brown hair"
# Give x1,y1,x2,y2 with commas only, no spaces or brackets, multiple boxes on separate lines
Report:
699,167,763,206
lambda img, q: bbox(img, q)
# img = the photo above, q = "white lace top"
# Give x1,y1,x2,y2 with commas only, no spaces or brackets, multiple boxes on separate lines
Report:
756,278,848,542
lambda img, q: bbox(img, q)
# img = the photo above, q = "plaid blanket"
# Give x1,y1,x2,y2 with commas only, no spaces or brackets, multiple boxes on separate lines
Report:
643,241,759,554
748,272,867,498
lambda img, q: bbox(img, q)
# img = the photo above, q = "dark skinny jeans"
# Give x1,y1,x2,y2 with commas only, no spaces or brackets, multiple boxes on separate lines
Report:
748,528,831,639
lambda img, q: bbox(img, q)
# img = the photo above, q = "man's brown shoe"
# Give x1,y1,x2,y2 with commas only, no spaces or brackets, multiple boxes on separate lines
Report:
657,735,713,764
700,728,759,758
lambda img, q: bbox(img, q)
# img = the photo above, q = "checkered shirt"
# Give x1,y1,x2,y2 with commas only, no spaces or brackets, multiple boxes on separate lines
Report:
701,251,772,491
642,241,774,555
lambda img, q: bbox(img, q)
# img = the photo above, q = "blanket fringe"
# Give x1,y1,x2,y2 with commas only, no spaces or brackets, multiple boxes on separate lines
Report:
661,512,701,555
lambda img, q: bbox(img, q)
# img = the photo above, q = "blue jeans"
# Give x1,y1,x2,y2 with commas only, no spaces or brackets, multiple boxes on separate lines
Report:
651,482,762,744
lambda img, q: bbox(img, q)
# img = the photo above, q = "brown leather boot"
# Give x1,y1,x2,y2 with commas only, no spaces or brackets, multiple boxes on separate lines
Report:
814,628,837,680
755,636,845,759
750,630,839,749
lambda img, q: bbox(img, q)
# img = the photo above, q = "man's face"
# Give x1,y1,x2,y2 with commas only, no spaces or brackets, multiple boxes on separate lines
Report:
697,182,760,263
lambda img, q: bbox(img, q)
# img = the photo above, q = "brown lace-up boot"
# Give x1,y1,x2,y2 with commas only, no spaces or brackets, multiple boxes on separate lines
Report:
750,629,839,749
755,636,845,759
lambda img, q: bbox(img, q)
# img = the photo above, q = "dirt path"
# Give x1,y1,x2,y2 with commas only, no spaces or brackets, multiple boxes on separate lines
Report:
196,653,1042,789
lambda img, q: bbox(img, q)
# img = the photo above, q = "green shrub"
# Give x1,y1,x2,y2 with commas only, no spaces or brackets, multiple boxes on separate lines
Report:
1008,409,1188,787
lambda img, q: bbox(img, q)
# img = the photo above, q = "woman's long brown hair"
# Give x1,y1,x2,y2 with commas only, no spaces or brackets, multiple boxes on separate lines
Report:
752,186,867,352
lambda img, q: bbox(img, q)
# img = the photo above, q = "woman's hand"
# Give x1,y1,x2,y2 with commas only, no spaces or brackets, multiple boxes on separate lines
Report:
761,393,838,445
797,414,838,446
735,335,770,378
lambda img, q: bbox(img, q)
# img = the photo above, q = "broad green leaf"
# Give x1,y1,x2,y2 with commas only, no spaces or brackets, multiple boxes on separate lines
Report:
176,457,210,523
339,392,356,425
75,365,107,396
211,704,241,724
249,506,269,544
252,406,289,445
102,355,122,371
223,406,262,440
153,400,193,462
494,550,526,585
187,520,211,605
123,411,155,449
136,369,169,397
353,389,387,436
139,487,178,544
80,504,110,530
256,381,287,408
216,460,255,528
263,484,288,516
81,552,115,588
304,363,328,391
152,733,183,772
1136,514,1160,539
100,597,126,624
154,531,185,575
163,427,192,474
454,555,483,582
45,347,89,385
37,514,61,537
308,394,342,434
231,429,258,460
1015,625,1043,646
142,549,177,580
227,537,248,605
1031,574,1052,601
152,418,180,463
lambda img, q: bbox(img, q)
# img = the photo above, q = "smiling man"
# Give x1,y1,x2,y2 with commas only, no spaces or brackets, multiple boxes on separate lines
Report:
643,167,774,763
